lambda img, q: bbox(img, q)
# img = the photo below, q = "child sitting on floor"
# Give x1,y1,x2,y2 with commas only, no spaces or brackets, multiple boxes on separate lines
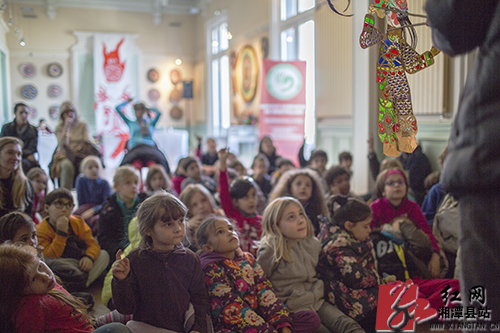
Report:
0,243,129,333
317,196,380,332
26,167,48,224
74,156,112,235
198,215,320,333
98,165,148,258
218,148,262,254
258,197,365,333
37,188,109,291
269,168,327,236
111,192,208,333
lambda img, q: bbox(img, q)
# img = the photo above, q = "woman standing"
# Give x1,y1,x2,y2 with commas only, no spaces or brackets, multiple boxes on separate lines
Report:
0,137,33,217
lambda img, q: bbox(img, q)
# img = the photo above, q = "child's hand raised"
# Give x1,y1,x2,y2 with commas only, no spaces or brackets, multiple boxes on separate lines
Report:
112,249,130,280
218,148,230,170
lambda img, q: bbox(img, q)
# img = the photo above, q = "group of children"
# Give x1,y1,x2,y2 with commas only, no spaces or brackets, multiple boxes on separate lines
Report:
0,138,461,333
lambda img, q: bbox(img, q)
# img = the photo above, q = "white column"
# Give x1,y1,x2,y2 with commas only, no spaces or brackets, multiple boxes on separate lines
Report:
0,16,12,123
269,0,280,61
351,0,382,193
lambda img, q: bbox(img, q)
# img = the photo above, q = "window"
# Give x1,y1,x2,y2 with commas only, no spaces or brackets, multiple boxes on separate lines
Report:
279,0,316,144
207,17,230,136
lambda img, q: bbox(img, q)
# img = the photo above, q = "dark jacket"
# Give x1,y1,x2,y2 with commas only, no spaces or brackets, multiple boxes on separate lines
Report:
0,120,38,158
98,192,148,257
425,0,500,195
112,247,208,333
370,221,433,281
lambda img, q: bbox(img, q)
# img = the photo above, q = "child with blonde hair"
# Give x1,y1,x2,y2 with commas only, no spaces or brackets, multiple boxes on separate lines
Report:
0,243,129,333
112,192,208,333
197,215,319,333
26,167,48,224
145,164,175,196
258,197,365,333
98,165,148,258
179,184,223,251
74,156,112,234
269,169,327,235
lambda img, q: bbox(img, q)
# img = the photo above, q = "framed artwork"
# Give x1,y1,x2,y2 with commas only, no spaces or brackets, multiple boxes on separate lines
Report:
235,45,259,103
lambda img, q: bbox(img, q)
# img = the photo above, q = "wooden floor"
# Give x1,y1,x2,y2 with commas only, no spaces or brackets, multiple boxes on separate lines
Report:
88,281,111,318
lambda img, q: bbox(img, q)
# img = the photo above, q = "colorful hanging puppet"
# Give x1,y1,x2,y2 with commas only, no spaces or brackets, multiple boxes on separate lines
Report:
359,0,439,157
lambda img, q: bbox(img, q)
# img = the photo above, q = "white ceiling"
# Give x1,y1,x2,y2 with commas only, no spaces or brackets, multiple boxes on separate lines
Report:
6,0,206,16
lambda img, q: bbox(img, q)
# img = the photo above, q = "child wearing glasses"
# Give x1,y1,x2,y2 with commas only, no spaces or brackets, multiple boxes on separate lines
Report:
36,188,109,291
370,168,442,278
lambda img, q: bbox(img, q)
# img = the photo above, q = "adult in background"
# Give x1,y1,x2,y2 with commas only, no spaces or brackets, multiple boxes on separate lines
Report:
0,103,39,173
0,137,33,217
115,98,171,174
425,0,500,321
258,136,282,175
49,101,101,189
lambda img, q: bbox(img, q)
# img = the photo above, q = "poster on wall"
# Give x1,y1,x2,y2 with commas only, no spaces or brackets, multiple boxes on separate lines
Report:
93,34,135,167
259,59,306,166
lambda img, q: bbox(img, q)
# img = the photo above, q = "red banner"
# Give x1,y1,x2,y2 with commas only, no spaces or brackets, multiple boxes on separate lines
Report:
259,60,306,166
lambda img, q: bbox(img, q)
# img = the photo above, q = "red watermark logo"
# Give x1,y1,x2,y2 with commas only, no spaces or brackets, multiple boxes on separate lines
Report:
376,280,437,332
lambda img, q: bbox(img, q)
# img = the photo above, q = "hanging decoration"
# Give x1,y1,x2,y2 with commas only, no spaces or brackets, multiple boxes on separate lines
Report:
359,0,439,157
147,68,160,83
148,88,160,101
19,63,36,78
47,62,63,77
324,0,440,157
235,45,259,103
49,105,60,120
48,84,63,98
20,84,37,99
170,69,181,85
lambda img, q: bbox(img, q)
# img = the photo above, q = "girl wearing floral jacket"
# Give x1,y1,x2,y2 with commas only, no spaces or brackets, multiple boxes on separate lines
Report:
197,216,319,333
317,196,380,332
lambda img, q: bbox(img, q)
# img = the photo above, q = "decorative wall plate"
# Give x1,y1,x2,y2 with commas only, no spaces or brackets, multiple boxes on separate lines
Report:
148,88,160,101
169,88,182,104
27,106,37,119
47,62,63,77
21,84,38,99
48,84,63,98
19,63,36,78
147,68,160,83
49,105,60,120
170,69,181,85
170,106,183,120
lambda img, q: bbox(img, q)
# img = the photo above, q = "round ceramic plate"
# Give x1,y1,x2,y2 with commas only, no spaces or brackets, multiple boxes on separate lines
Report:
169,87,182,103
170,106,183,120
49,105,60,120
148,88,160,101
147,68,160,83
48,84,63,98
21,84,38,99
26,106,37,119
170,69,181,85
19,63,36,78
47,62,63,77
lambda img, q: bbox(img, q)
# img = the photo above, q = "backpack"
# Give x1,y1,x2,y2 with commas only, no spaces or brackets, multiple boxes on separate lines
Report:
432,193,460,254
